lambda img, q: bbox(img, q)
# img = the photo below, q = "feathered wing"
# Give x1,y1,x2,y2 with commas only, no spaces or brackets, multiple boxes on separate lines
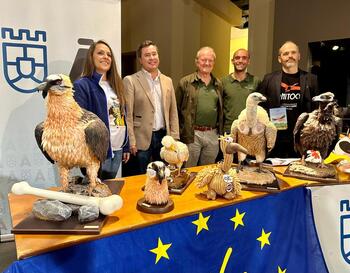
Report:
160,147,165,160
265,122,277,152
34,122,55,164
231,119,239,143
177,142,189,162
293,112,309,155
82,110,109,163
328,116,343,155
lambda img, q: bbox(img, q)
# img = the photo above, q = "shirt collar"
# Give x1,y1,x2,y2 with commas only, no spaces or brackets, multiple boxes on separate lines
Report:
92,71,103,84
230,72,251,83
192,72,219,87
142,68,161,81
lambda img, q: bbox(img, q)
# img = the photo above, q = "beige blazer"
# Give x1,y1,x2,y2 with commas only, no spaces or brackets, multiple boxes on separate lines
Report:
123,70,179,150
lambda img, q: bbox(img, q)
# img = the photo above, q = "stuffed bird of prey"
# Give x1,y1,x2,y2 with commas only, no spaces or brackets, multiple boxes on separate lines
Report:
160,135,189,175
35,74,109,194
144,161,171,205
293,92,342,166
231,92,277,171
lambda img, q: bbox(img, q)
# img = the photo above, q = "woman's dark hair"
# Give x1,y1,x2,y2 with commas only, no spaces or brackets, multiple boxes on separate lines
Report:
82,40,125,109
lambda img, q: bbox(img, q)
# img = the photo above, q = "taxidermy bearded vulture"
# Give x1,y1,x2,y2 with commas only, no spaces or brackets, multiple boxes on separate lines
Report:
144,161,170,205
293,92,342,165
231,92,277,171
35,74,109,194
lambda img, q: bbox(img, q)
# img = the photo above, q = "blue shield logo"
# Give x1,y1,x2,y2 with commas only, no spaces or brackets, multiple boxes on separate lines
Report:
340,200,350,264
1,27,48,93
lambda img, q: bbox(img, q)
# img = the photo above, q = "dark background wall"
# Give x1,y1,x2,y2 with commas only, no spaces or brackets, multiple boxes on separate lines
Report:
272,0,350,107
273,0,350,72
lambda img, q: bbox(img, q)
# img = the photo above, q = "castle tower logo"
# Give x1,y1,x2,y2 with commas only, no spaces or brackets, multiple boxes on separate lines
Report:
1,27,48,93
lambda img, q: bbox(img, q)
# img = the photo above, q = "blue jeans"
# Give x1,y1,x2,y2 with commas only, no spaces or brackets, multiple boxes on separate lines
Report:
136,129,166,174
101,149,123,179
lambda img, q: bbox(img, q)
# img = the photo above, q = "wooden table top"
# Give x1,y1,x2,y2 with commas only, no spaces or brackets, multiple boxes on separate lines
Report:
9,165,313,259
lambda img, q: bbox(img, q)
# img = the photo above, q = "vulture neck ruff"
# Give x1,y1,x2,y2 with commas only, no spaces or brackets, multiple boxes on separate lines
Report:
45,91,83,125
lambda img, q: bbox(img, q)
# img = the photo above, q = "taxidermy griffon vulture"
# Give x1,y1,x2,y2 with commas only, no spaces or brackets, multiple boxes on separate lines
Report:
35,74,109,194
231,92,277,171
293,92,342,166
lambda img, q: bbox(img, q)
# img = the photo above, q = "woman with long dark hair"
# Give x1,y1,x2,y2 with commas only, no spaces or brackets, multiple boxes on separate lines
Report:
74,40,129,179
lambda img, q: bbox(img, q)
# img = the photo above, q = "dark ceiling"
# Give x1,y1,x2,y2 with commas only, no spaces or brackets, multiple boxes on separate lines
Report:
230,0,249,28
230,0,249,11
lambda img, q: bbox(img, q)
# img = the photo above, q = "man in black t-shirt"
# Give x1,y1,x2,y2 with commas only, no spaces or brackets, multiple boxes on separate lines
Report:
258,41,318,158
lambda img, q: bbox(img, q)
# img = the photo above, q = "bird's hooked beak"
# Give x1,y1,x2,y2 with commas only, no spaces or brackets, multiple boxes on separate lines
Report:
37,74,62,99
225,143,248,155
37,74,73,99
312,92,334,102
156,165,170,182
146,162,170,183
259,95,267,102
247,92,267,104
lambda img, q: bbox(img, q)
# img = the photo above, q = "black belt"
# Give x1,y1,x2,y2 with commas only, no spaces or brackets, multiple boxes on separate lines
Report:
194,125,214,131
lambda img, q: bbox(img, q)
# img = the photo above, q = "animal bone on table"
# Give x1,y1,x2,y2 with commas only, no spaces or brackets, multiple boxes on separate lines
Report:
11,181,123,215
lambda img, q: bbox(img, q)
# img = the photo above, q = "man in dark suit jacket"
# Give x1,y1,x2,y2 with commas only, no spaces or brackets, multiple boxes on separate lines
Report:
258,41,318,158
124,40,179,174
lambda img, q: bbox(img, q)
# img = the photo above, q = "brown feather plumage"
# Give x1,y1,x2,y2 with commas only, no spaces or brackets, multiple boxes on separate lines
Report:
37,74,109,193
294,100,341,160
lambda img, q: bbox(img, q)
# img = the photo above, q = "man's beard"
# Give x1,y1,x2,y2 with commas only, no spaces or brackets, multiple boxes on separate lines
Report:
285,59,297,67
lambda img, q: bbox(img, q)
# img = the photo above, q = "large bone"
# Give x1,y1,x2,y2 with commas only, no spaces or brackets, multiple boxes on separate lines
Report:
11,181,123,215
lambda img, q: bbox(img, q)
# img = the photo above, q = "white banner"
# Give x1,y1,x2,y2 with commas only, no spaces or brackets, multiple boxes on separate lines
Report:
310,184,350,273
0,0,121,239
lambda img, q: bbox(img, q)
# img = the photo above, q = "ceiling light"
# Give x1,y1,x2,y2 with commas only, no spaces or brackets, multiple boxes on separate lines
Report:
332,45,339,50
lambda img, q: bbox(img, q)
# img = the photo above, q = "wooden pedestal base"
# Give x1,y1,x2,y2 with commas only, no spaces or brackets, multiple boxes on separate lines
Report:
136,198,174,214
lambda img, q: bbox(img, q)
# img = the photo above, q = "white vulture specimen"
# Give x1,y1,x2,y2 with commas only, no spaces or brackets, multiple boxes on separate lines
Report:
160,135,189,175
144,161,170,205
231,92,277,171
293,92,342,166
35,74,109,194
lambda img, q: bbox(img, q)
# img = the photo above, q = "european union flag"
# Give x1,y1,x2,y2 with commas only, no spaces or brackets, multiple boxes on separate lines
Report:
5,187,328,273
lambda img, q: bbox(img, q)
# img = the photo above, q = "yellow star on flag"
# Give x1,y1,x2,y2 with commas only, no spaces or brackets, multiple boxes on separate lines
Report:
149,237,172,264
278,266,287,273
230,209,245,230
192,212,210,235
257,228,271,249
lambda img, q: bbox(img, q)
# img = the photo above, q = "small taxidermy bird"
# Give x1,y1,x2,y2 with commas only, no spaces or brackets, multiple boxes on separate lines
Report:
35,74,109,194
293,92,342,166
144,161,170,205
231,92,277,171
160,135,189,176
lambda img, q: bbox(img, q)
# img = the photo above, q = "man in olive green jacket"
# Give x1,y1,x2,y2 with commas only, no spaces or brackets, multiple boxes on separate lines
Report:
176,47,223,167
